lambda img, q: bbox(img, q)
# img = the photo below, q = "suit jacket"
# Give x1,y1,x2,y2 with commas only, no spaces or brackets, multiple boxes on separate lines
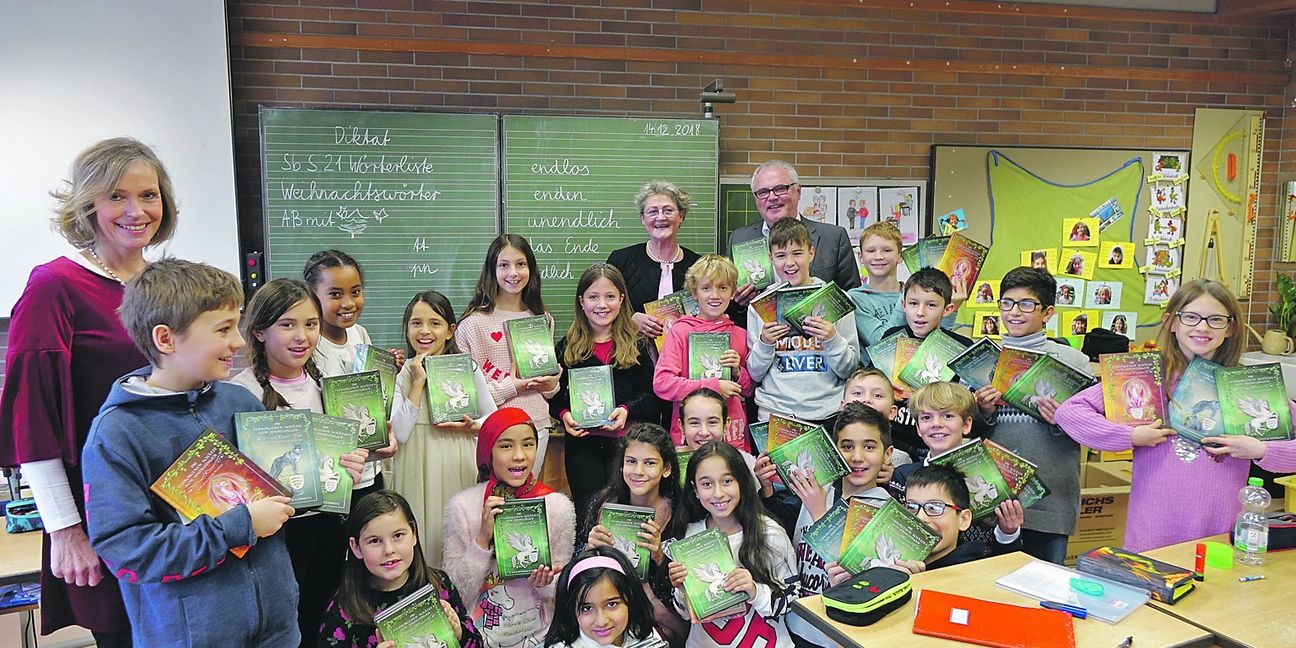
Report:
728,217,862,291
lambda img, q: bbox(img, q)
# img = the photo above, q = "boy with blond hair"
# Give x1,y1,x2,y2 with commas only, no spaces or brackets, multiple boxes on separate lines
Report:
82,259,300,646
654,254,753,450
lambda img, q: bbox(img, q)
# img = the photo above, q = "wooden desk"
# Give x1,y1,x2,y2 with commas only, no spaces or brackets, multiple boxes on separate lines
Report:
0,531,41,587
1143,534,1296,648
791,552,1214,648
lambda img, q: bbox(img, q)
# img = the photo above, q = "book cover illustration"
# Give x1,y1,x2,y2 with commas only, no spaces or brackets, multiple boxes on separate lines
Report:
1216,363,1293,441
644,289,694,352
1167,357,1223,444
918,236,951,269
569,365,617,429
989,347,1043,396
309,412,359,514
765,427,849,493
150,429,290,558
1100,352,1168,426
353,344,398,417
782,281,856,335
837,498,939,574
1002,356,1096,423
732,238,775,291
600,503,656,578
493,499,551,579
837,497,881,557
898,328,966,389
802,498,850,564
234,410,323,510
423,353,480,425
937,232,990,291
322,370,390,451
748,281,789,325
665,527,750,620
928,439,1015,520
891,337,922,387
982,439,1038,497
866,331,904,378
506,315,559,379
765,413,819,451
773,285,819,331
373,582,461,648
900,244,922,273
947,337,1001,391
687,332,732,381
1014,474,1051,509
748,421,770,455
675,448,695,487
1075,546,1196,604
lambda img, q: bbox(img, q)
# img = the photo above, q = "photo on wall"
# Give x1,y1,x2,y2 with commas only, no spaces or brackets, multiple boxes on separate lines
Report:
1058,250,1097,280
972,278,999,306
1021,248,1057,273
1062,217,1099,247
973,311,1002,339
1099,242,1133,269
1090,197,1125,232
798,186,837,224
1102,311,1137,339
937,208,969,236
1086,281,1123,309
1055,277,1086,308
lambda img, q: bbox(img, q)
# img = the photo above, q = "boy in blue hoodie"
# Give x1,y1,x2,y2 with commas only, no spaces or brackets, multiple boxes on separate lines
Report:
81,259,299,647
847,220,905,348
747,217,860,425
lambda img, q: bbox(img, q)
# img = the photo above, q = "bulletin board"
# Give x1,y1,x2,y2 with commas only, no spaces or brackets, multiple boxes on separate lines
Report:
931,145,1191,340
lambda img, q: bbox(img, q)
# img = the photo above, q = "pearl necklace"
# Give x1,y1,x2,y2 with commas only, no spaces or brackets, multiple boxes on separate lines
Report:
87,247,126,286
645,241,682,264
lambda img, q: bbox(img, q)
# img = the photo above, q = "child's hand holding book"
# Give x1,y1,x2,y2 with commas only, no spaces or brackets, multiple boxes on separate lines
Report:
1201,434,1266,460
247,495,295,538
994,500,1024,536
1131,418,1175,448
476,495,505,550
800,316,837,342
759,320,791,345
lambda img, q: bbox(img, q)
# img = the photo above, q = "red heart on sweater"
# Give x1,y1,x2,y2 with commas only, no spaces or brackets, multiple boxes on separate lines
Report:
490,330,503,342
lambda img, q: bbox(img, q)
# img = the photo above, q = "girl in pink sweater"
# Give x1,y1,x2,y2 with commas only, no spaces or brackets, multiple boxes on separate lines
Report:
653,255,753,451
456,234,561,477
1056,279,1296,551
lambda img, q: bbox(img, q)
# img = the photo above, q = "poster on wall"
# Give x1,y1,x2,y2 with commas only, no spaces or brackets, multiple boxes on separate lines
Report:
878,187,922,246
837,186,879,235
798,186,837,224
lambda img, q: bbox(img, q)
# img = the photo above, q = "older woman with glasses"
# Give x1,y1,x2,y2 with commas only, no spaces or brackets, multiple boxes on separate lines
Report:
606,180,705,339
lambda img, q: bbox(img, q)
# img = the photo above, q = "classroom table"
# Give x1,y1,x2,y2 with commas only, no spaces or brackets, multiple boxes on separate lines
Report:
1143,533,1296,648
790,552,1214,648
0,530,42,648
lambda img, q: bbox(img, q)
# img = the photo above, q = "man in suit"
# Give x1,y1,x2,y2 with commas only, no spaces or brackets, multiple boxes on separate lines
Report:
729,160,862,306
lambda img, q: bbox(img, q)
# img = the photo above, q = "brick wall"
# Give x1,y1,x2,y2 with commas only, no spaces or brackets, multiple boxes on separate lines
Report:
226,0,1293,334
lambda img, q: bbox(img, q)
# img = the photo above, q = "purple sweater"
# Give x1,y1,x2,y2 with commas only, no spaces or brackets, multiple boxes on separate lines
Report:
1056,383,1296,551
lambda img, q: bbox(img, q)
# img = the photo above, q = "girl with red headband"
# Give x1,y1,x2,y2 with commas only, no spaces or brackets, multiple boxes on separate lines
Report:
443,407,577,647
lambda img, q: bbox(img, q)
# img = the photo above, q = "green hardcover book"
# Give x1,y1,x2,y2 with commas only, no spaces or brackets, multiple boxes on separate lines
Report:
867,331,905,375
373,582,461,648
732,238,775,291
600,503,655,578
494,499,551,579
990,347,1044,396
235,410,323,510
1217,363,1293,441
1168,357,1224,444
838,498,881,556
322,370,389,451
748,421,770,455
782,281,856,335
749,281,787,325
644,289,697,352
687,332,731,381
423,353,480,424
353,344,398,417
918,236,951,268
947,337,1001,391
570,365,616,429
892,337,921,389
900,244,922,273
898,328,966,389
837,499,939,574
803,498,851,564
676,447,695,487
766,427,849,493
766,413,819,451
928,439,1014,520
666,527,750,620
774,285,819,330
1001,355,1096,423
309,412,358,514
506,315,559,379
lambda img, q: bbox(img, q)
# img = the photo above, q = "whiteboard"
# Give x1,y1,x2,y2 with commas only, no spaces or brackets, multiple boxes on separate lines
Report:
0,0,240,312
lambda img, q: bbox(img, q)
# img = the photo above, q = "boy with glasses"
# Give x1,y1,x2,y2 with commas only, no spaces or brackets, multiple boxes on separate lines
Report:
972,266,1093,564
900,464,1023,572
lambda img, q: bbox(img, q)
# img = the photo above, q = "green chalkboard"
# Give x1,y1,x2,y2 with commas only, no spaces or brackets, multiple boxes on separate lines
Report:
260,108,499,349
503,116,719,334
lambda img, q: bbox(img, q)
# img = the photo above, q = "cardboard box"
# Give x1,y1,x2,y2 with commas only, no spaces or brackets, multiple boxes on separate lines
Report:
1065,461,1132,566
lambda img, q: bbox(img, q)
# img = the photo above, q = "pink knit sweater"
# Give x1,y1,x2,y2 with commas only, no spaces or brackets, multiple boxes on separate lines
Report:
454,307,559,431
1056,382,1296,552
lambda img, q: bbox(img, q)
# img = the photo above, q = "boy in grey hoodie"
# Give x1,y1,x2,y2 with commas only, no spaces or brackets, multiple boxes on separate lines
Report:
747,218,860,424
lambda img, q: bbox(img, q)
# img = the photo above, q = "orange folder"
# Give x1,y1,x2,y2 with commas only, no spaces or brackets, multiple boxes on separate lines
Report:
912,589,1076,648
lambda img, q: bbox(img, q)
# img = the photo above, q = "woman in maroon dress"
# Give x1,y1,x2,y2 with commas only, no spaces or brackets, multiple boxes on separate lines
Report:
0,138,179,646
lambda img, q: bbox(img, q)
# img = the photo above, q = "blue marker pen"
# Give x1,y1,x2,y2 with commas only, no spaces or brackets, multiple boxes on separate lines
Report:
1040,600,1088,619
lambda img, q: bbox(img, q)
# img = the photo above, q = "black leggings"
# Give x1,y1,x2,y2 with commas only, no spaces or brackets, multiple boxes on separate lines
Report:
564,434,618,519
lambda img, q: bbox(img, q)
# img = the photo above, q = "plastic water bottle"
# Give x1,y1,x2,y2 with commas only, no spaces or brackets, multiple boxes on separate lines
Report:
1233,477,1270,566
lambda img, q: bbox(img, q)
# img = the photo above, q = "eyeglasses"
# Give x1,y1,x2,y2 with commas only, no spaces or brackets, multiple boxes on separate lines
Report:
903,499,960,517
998,298,1041,313
1176,311,1233,329
642,206,678,218
753,183,797,200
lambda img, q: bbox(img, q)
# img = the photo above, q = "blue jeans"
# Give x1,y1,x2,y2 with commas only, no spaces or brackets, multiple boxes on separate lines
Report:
1022,529,1069,564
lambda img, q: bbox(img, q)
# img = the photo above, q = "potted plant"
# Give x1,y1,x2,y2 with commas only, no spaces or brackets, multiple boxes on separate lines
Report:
1271,272,1296,337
